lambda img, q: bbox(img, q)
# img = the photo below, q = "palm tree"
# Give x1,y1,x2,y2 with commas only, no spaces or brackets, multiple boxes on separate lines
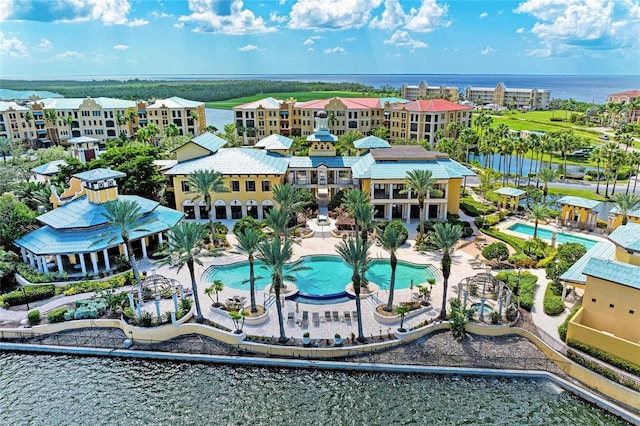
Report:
156,222,215,323
603,142,620,197
343,189,369,238
338,130,362,155
264,207,291,241
403,169,435,235
377,225,404,312
187,169,229,240
205,279,224,307
0,136,12,163
590,146,605,194
99,199,150,285
43,109,59,145
63,115,74,143
538,168,557,205
116,112,127,140
272,182,305,218
429,222,463,320
189,110,199,135
234,227,262,313
353,202,375,242
611,193,640,226
628,151,640,193
527,204,550,239
164,123,180,150
336,237,372,341
256,237,299,342
23,111,34,147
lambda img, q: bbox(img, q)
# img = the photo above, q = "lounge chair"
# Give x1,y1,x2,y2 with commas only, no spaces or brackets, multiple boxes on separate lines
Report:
344,311,351,322
287,312,295,323
302,311,309,327
312,312,320,326
324,311,332,322
333,311,340,322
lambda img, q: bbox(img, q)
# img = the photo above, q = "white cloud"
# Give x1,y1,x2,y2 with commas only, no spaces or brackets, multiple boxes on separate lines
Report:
238,44,264,51
113,44,129,50
37,38,53,51
481,45,496,55
307,47,314,51
370,0,450,32
514,0,639,56
53,50,85,60
324,46,346,54
174,22,184,28
479,12,488,19
516,27,525,34
270,12,287,23
0,30,28,58
179,0,276,35
0,0,15,22
289,0,383,30
383,30,427,49
127,18,149,27
303,38,314,45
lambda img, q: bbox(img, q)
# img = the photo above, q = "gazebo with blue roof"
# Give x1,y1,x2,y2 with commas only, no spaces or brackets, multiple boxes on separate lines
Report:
557,195,601,230
353,135,390,154
494,187,526,210
15,168,183,277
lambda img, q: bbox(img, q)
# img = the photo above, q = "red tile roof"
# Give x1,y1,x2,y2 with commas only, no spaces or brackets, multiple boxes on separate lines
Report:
395,99,473,112
607,90,640,99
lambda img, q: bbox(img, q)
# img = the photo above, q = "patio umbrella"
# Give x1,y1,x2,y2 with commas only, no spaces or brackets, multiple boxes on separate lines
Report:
296,301,299,313
410,279,414,291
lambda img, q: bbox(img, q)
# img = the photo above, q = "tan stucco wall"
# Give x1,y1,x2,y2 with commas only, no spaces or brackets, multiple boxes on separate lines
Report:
173,175,283,209
447,178,461,214
174,143,212,163
613,247,640,266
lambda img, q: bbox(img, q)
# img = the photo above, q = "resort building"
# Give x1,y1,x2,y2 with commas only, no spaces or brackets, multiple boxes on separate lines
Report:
401,81,459,101
0,101,36,144
232,96,472,148
560,223,640,365
144,96,206,138
15,169,183,277
165,113,475,222
557,196,601,231
465,82,551,110
606,90,640,124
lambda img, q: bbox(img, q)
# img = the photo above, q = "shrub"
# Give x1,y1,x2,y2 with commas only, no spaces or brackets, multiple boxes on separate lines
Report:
449,298,472,340
386,221,408,244
494,270,537,311
27,309,40,325
0,285,55,306
46,307,68,323
567,339,640,376
566,350,640,393
543,282,565,315
508,254,537,268
482,242,509,264
232,216,265,236
536,252,557,268
558,305,581,342
480,228,527,254
459,197,495,217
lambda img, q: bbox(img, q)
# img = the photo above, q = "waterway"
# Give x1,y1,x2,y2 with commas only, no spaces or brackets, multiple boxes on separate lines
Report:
0,352,628,425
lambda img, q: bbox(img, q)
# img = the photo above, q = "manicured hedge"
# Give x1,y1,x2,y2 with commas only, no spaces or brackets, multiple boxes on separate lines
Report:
494,271,537,311
558,304,581,342
567,338,640,377
0,285,56,307
27,310,40,325
566,349,640,393
46,307,68,323
62,273,130,296
459,197,495,217
480,227,527,254
543,282,565,315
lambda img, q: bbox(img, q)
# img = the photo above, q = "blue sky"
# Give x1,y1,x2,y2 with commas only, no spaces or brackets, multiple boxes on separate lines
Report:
1,0,639,78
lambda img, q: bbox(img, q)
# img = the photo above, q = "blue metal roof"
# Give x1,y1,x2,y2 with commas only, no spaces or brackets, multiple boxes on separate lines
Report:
351,153,475,180
354,136,391,149
287,156,360,168
38,195,159,229
255,134,293,150
557,196,601,209
74,168,126,183
494,187,527,197
609,206,640,218
608,222,640,252
32,160,67,176
559,240,616,284
165,148,289,176
582,257,640,290
16,206,183,256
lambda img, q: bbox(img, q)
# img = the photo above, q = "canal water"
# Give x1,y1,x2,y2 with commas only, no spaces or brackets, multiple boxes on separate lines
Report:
0,353,627,425
468,153,598,177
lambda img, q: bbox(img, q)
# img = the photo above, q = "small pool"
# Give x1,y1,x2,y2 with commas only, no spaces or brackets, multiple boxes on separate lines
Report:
471,302,494,316
507,223,597,250
204,255,436,299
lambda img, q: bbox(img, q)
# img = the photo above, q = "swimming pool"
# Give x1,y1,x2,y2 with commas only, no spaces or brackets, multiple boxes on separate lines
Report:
204,255,436,299
507,223,598,249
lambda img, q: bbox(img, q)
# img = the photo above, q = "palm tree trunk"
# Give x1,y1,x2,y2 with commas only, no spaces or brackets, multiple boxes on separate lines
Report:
612,172,619,195
634,166,639,192
187,260,204,322
354,280,365,341
385,257,397,312
418,198,425,234
596,163,601,194
208,209,216,244
439,253,451,320
626,172,632,193
563,155,568,181
534,220,539,239
249,259,257,313
126,240,142,286
274,280,287,342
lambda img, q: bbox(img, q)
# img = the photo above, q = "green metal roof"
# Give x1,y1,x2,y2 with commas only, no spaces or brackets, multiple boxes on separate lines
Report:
609,206,640,218
165,148,289,176
287,156,359,168
32,160,66,176
255,134,293,150
494,187,527,197
582,257,640,290
351,153,475,180
354,136,390,149
38,195,159,229
15,205,183,256
183,132,227,154
559,240,616,284
608,222,640,252
557,196,601,209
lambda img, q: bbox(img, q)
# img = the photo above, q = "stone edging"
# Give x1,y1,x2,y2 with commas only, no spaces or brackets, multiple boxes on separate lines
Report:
372,304,433,325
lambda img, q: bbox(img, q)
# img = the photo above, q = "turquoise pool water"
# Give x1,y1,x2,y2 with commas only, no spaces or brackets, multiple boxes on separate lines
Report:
206,255,435,298
507,223,598,249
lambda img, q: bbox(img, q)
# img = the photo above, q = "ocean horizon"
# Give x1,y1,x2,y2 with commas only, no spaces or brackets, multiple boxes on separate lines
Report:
3,73,639,103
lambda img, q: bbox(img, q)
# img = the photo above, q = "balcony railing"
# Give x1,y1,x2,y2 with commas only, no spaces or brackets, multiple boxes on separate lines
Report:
373,190,389,199
392,190,408,199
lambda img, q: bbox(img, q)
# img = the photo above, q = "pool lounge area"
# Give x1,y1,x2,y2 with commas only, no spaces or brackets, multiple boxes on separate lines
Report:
506,222,599,249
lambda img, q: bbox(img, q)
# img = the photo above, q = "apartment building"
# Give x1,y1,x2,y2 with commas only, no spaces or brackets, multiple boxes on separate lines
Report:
401,81,459,101
465,82,550,110
0,101,36,143
145,96,206,138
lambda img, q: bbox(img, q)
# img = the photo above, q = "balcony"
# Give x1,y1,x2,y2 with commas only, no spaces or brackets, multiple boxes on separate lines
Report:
392,190,408,199
373,190,389,199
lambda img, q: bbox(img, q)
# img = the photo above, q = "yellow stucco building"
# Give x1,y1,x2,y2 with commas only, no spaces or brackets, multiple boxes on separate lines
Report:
557,196,601,231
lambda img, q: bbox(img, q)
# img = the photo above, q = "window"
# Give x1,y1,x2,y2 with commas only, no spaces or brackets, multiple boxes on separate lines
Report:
262,181,271,192
630,310,635,315
246,181,256,192
181,181,190,192
609,304,615,308
183,205,195,220
231,181,240,192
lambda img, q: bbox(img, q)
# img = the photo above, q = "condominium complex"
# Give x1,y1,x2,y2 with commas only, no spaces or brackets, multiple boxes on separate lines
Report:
606,90,640,124
0,96,206,146
232,96,473,148
400,81,459,101
465,82,551,110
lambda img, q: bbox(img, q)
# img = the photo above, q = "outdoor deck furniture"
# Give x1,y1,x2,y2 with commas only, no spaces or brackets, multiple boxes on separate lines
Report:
332,311,340,322
301,311,309,327
324,311,332,322
352,311,358,322
312,312,320,326
287,312,295,323
344,311,351,322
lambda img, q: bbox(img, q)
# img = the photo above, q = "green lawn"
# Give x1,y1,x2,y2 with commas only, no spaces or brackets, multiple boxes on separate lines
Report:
547,187,608,201
207,91,386,109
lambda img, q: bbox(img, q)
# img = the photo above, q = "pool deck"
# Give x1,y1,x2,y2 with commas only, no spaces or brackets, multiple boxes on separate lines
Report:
497,217,609,248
